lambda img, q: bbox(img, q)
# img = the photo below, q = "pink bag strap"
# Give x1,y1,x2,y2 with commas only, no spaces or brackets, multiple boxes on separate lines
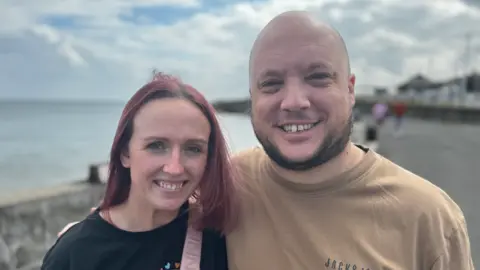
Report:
180,224,203,270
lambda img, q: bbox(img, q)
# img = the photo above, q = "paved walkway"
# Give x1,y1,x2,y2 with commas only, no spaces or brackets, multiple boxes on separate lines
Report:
376,118,480,265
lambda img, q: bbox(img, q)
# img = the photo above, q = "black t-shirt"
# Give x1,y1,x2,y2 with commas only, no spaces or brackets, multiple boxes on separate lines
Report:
41,205,228,270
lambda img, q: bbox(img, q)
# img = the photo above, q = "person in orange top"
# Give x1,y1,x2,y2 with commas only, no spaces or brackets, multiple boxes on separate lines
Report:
391,99,407,136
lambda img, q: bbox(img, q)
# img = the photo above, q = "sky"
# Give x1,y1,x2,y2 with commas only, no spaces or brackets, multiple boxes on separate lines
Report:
1,0,480,102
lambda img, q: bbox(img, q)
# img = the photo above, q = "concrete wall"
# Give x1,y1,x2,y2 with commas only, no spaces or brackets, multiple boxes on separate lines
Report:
353,98,480,124
0,182,105,270
213,97,480,124
213,99,251,114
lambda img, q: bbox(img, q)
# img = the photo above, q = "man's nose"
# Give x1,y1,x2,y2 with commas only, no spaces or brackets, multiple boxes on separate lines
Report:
163,149,185,176
280,81,310,111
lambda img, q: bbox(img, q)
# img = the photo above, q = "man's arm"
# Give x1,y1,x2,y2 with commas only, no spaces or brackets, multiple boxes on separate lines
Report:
429,220,475,270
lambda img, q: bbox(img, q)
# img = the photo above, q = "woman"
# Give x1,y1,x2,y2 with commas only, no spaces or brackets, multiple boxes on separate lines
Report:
41,72,236,270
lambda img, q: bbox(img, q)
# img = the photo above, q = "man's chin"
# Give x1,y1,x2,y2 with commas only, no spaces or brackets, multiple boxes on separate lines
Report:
263,143,322,171
276,150,316,164
260,134,348,171
275,143,319,160
254,113,353,171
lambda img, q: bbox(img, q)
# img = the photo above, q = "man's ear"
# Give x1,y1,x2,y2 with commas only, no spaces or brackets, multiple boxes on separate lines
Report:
348,73,356,107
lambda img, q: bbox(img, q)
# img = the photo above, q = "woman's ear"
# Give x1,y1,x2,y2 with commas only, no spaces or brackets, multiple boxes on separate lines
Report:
120,148,131,168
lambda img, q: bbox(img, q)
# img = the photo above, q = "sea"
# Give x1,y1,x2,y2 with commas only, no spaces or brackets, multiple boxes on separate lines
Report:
0,100,259,195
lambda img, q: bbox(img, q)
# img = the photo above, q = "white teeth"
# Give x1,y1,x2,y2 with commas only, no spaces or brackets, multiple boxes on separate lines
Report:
156,180,184,191
281,124,314,133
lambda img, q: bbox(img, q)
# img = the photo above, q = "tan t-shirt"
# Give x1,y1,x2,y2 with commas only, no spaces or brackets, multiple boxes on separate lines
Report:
227,146,474,270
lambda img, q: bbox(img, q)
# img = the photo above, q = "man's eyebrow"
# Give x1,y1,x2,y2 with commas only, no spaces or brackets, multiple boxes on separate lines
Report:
258,69,284,80
305,62,338,80
306,62,333,71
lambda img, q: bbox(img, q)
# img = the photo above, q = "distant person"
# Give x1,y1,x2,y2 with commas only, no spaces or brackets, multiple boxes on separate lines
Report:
58,11,474,270
372,100,389,128
42,73,235,270
391,99,407,137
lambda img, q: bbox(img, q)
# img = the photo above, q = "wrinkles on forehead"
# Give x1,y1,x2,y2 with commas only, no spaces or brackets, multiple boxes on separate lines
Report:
249,11,350,83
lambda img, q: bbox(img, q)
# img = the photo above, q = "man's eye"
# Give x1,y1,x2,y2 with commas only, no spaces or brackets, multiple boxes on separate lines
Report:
306,73,331,80
260,80,283,88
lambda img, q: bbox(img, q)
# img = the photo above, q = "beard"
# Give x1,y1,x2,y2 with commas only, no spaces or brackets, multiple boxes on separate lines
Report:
252,113,353,171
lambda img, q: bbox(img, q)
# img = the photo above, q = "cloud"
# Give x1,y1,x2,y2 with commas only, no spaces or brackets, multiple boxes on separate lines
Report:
1,0,480,101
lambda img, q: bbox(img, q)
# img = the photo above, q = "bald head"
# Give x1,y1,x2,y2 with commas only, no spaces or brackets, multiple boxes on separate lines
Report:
250,11,350,75
248,10,357,171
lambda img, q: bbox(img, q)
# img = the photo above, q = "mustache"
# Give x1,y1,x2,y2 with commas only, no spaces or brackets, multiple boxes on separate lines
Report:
276,111,319,121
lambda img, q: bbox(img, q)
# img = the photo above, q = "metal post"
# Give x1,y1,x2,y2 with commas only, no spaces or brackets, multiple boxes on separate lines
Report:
87,165,101,184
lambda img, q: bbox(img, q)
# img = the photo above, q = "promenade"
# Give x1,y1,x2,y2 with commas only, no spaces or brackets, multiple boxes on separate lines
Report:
376,118,480,265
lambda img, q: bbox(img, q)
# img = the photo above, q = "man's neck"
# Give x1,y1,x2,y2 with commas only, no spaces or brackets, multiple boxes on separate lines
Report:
104,196,180,232
273,142,365,185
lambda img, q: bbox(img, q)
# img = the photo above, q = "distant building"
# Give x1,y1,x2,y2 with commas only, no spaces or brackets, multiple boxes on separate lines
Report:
440,72,480,106
395,72,480,107
465,72,480,93
396,74,444,103
374,87,388,97
397,74,434,94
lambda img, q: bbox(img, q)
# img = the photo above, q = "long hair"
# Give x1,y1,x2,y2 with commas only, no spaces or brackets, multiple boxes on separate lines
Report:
99,72,237,233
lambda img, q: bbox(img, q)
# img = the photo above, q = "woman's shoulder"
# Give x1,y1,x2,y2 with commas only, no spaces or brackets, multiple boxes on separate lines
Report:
202,228,226,240
41,213,104,269
201,228,227,255
200,229,228,269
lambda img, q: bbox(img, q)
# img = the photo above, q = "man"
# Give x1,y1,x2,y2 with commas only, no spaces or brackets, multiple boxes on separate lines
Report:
226,11,473,270
59,10,473,270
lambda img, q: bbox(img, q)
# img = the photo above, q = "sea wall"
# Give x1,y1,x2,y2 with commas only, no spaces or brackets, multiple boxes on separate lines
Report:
353,97,480,124
213,97,480,124
0,180,105,270
214,99,251,114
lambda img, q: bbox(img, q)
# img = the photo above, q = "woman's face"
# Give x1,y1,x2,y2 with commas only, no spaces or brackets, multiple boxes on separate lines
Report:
121,98,210,211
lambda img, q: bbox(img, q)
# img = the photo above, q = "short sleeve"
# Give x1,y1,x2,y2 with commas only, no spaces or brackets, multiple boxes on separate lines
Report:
429,219,475,270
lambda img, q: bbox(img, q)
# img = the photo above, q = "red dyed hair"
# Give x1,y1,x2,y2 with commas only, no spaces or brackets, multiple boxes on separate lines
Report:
99,72,237,233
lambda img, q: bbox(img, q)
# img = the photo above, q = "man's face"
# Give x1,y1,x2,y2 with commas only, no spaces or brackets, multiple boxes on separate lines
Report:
250,27,356,171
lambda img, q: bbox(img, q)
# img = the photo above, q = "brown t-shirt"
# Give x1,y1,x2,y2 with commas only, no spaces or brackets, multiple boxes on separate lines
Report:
226,146,474,270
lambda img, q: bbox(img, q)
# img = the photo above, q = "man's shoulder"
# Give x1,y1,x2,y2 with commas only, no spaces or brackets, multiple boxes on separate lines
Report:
232,146,264,161
231,146,266,171
230,147,269,194
373,156,472,268
372,155,465,228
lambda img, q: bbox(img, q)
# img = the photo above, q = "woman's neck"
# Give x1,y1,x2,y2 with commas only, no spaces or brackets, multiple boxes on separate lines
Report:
103,198,181,232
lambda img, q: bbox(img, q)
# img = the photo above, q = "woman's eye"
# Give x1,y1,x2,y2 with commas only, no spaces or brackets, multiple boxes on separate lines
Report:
185,145,203,154
147,141,166,151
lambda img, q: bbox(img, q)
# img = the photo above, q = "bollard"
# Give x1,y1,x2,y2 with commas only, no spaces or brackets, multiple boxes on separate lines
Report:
87,165,101,184
365,125,378,142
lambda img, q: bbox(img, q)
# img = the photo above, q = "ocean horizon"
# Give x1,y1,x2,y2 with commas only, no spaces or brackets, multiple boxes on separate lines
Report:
0,100,258,195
